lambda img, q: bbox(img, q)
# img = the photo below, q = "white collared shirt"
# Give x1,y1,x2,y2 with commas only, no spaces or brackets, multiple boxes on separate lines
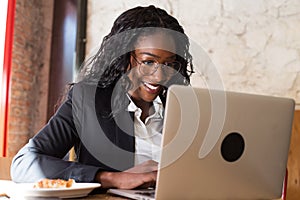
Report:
127,95,163,165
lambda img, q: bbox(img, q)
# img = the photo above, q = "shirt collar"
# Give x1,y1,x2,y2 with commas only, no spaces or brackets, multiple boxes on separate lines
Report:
127,94,164,118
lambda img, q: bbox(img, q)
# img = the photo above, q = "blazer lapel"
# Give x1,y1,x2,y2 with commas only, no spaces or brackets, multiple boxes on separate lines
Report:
95,85,135,170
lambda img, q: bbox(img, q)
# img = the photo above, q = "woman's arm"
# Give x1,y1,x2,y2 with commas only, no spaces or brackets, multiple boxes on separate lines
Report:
95,160,158,189
96,171,157,189
10,88,100,183
11,84,158,189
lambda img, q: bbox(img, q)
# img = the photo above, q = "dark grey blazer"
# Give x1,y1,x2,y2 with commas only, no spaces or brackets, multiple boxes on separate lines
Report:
11,82,139,183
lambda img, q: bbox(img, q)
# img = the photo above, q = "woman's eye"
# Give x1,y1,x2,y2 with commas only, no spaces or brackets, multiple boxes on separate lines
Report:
142,60,155,66
164,62,173,67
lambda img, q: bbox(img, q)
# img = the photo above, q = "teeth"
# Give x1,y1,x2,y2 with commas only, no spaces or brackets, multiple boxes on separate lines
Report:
144,82,159,90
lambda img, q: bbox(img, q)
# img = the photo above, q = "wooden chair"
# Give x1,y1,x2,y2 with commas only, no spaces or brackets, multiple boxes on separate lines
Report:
0,157,12,180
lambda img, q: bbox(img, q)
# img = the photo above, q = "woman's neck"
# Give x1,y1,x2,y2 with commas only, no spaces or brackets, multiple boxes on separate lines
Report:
132,98,154,123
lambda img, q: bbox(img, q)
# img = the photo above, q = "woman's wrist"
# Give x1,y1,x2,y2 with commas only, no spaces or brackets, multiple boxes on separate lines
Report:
95,171,114,188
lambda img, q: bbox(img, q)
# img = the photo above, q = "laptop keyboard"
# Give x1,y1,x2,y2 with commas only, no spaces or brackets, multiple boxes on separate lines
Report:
135,191,155,198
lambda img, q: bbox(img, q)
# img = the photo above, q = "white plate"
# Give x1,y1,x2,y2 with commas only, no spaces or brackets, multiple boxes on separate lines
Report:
13,182,101,198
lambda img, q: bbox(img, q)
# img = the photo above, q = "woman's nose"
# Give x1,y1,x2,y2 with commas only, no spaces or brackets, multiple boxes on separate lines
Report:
151,64,169,82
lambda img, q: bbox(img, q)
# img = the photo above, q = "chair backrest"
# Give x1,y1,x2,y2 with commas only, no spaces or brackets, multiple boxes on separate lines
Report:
0,157,12,180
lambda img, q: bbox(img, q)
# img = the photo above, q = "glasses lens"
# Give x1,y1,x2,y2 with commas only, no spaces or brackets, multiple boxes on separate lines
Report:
140,63,155,75
163,62,181,75
138,60,181,76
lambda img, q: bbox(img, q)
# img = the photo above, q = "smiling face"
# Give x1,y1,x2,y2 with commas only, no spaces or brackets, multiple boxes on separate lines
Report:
127,32,177,104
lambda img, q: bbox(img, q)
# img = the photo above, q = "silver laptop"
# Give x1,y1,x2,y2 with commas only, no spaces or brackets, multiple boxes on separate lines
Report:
108,85,295,200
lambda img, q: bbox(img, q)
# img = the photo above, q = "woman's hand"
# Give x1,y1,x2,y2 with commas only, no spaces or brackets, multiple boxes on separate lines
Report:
125,160,158,173
95,160,158,189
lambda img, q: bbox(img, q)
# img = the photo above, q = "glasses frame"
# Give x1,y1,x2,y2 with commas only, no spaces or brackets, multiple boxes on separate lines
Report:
131,54,182,76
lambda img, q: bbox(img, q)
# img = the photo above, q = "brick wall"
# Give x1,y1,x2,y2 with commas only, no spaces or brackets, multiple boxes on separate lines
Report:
7,0,54,156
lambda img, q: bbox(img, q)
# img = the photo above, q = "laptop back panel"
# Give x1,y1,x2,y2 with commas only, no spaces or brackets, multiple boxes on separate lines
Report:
155,85,294,199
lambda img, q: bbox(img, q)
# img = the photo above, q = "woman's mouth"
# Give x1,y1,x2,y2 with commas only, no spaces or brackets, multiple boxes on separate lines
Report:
143,82,161,94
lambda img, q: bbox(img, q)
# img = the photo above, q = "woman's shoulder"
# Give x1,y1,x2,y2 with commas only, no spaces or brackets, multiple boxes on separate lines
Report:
72,81,114,94
71,81,115,107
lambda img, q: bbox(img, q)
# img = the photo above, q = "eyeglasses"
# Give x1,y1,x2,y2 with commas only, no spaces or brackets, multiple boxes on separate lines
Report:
131,55,181,76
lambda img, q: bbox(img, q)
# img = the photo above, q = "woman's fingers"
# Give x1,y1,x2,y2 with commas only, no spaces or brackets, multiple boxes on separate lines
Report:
125,160,158,173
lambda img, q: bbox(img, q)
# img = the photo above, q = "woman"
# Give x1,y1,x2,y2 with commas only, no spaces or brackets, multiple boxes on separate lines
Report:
11,5,194,189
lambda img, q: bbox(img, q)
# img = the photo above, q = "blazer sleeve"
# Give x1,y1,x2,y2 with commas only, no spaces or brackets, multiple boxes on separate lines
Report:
10,88,101,183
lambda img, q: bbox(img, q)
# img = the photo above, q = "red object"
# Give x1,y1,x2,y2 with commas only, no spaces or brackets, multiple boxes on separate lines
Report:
282,169,288,200
2,0,16,156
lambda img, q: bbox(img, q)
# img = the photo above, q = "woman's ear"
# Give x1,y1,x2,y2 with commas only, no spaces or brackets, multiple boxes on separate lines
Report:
127,54,135,71
126,63,131,72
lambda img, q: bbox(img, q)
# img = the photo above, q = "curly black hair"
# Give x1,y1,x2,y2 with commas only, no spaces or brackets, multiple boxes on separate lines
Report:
77,5,194,117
